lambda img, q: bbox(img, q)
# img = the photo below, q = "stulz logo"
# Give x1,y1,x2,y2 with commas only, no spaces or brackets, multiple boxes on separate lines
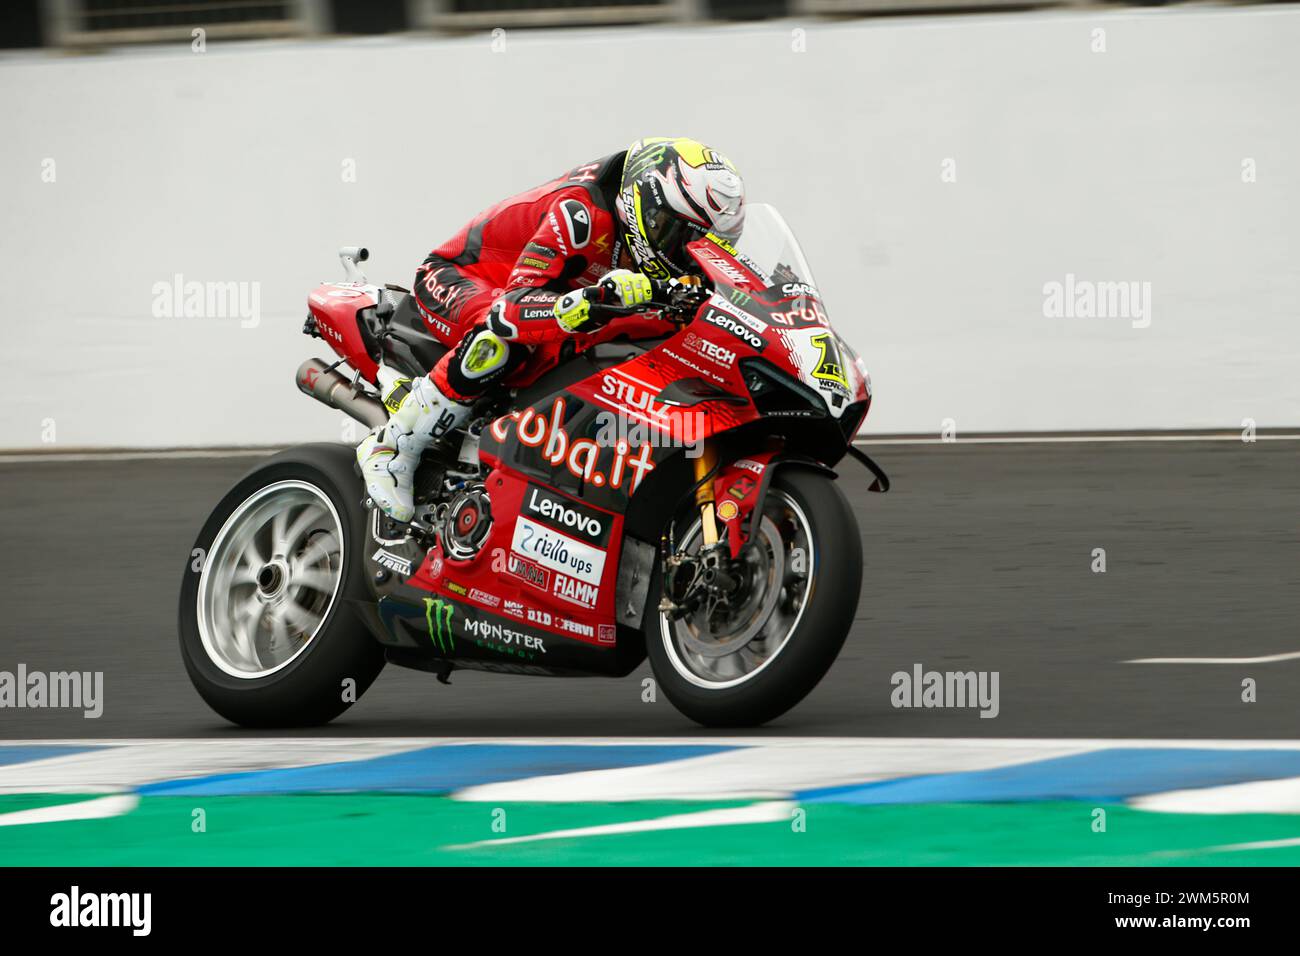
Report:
600,373,670,419
50,886,151,936
523,484,610,545
703,309,765,350
372,548,412,577
512,516,606,585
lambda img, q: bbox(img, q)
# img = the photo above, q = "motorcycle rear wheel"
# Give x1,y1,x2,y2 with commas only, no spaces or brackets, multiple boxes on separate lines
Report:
178,444,384,728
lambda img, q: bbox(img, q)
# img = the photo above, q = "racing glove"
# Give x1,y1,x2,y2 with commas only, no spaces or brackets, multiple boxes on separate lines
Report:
553,270,656,334
553,289,596,333
601,269,654,307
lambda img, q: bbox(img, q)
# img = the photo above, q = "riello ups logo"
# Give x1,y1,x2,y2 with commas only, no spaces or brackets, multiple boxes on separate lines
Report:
424,598,455,652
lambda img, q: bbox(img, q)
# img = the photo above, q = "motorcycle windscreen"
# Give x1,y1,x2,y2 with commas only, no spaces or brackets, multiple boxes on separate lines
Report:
729,203,820,292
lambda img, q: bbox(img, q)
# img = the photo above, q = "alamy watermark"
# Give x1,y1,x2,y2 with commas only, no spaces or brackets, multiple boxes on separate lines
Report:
594,409,705,458
151,273,261,328
50,886,150,936
1042,273,1152,329
890,663,1000,718
0,664,103,718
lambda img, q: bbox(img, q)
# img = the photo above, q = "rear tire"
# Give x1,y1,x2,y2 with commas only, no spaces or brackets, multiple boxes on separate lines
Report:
646,467,862,727
178,444,384,728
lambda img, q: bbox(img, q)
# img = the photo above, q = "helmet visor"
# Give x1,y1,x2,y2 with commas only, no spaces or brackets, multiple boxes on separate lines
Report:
643,207,707,274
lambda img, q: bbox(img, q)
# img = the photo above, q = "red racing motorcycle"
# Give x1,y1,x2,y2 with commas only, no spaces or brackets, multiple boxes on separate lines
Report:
179,204,889,727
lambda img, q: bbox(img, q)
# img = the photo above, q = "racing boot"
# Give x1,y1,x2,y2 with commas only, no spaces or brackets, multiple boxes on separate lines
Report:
356,375,472,522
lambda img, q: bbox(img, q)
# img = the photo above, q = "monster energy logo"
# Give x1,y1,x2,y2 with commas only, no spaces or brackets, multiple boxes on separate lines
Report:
729,288,752,307
423,598,455,652
624,142,669,179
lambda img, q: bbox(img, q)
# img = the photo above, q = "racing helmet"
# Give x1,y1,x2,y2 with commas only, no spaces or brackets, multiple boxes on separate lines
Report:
615,137,745,280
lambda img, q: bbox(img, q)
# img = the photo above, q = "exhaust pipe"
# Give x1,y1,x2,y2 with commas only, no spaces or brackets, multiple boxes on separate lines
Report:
296,359,387,430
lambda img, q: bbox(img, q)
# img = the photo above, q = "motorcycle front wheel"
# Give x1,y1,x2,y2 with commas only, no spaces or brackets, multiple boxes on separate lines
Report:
647,467,863,727
178,444,384,728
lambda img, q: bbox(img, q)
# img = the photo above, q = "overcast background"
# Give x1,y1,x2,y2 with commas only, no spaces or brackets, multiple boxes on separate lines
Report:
2,5,1297,448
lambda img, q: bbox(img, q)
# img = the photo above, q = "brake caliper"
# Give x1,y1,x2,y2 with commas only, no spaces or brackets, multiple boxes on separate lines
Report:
661,541,746,623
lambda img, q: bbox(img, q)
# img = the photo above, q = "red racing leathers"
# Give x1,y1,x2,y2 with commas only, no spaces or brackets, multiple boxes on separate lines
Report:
413,151,630,400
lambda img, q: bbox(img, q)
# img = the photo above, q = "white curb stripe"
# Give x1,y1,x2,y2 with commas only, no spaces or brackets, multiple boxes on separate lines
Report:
1125,650,1300,664
0,794,139,827
1132,777,1300,816
450,800,794,849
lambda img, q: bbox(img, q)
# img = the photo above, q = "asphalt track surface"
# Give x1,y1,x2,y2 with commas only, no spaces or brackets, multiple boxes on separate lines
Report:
0,440,1296,739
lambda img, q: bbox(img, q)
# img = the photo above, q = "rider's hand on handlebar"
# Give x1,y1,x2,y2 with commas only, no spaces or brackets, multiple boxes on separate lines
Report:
554,270,663,334
599,269,655,308
553,288,600,333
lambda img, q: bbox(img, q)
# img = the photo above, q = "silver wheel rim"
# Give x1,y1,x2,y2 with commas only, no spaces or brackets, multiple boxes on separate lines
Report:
659,489,815,690
196,480,344,679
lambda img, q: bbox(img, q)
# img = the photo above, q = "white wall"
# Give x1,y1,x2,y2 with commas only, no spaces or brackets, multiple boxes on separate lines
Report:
2,6,1298,448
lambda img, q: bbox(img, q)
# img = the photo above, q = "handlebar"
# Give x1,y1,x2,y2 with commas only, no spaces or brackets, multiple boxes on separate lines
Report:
582,276,709,323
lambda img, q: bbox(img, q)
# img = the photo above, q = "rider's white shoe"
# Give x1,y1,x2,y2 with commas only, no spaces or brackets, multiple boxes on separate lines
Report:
356,376,472,522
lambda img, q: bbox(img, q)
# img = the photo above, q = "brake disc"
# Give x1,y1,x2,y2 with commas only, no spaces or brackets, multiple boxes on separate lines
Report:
678,515,785,658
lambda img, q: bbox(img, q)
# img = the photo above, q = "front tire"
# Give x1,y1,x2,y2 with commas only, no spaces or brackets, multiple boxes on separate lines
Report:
647,467,862,727
179,444,384,728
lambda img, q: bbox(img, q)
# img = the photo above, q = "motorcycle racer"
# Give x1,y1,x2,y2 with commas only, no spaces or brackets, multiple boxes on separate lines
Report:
356,137,746,522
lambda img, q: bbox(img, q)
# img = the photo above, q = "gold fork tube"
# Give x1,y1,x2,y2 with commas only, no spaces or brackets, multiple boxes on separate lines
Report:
694,441,719,547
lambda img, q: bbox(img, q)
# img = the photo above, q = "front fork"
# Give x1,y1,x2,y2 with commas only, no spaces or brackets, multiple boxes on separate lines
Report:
694,441,721,547
660,440,738,619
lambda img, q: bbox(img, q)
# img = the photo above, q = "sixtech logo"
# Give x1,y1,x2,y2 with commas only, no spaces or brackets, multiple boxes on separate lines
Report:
424,598,455,652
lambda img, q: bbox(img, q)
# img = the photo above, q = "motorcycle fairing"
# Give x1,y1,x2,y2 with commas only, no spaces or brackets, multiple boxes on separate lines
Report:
361,229,866,676
369,357,756,672
306,282,381,382
372,583,632,677
683,241,871,418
